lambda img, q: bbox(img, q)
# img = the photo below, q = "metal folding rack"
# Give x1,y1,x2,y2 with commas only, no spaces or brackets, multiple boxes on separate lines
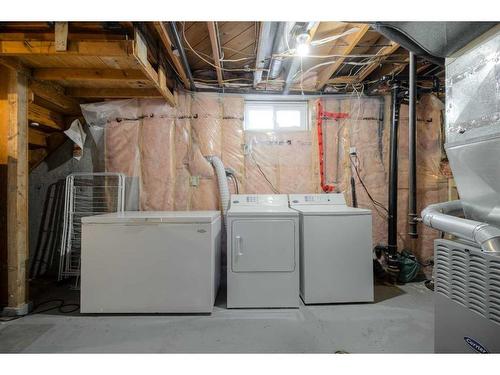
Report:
58,172,125,286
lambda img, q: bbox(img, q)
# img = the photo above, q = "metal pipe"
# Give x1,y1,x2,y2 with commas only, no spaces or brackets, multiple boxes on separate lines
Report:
269,22,296,80
168,22,196,91
408,51,418,238
253,22,278,88
421,200,500,254
388,83,401,256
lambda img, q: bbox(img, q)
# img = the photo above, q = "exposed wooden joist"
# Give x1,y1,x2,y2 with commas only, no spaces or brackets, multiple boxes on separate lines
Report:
316,24,370,90
33,68,147,82
28,128,47,147
152,22,191,89
29,80,81,116
207,22,223,87
356,42,401,82
66,87,162,98
0,65,29,312
132,28,176,106
0,56,31,76
0,40,133,56
54,22,68,52
28,103,65,131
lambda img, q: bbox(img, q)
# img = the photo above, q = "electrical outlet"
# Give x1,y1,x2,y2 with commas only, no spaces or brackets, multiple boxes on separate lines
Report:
243,143,252,155
190,176,200,187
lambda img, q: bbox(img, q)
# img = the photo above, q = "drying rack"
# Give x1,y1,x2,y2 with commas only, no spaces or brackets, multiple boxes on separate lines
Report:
58,172,125,287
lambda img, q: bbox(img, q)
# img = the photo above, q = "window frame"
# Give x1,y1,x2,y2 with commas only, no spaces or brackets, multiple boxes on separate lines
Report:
244,100,309,132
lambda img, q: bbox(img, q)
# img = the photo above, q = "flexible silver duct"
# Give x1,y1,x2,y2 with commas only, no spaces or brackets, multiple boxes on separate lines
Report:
207,156,230,218
421,200,500,254
253,22,278,87
268,22,296,80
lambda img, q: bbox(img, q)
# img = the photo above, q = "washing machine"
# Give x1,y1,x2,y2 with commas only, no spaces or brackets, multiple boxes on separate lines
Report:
289,193,373,304
226,194,299,308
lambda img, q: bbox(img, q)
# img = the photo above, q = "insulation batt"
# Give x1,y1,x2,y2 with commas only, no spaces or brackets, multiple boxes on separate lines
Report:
84,92,446,275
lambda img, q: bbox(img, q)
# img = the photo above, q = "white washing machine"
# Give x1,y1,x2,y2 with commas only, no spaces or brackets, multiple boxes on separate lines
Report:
227,194,299,308
289,193,373,304
81,211,221,313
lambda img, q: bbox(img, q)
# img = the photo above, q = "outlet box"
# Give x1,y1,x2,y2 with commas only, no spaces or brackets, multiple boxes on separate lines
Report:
190,176,200,187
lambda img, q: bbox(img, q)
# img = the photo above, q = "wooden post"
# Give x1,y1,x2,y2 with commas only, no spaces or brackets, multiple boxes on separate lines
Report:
0,64,29,315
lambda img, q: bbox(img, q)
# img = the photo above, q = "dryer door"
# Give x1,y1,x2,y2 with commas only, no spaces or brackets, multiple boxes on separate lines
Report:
231,219,296,272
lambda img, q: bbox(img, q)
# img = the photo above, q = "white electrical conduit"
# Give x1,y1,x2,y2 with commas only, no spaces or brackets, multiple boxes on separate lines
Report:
421,200,500,254
207,156,230,221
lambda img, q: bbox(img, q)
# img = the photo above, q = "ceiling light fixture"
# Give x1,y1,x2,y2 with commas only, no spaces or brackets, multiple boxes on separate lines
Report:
296,32,311,56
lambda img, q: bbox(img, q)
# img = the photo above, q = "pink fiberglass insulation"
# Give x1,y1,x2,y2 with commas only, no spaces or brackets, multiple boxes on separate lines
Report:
140,114,176,211
174,166,192,210
222,96,244,183
105,120,141,178
191,93,222,157
190,177,220,211
244,132,280,194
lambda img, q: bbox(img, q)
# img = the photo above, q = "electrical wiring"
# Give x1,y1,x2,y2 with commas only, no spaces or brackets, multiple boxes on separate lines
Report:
182,22,267,74
0,298,80,322
349,154,389,214
249,151,280,194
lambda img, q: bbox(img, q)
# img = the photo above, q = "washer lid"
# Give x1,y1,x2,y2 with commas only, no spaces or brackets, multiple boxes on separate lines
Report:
81,210,221,224
292,205,371,215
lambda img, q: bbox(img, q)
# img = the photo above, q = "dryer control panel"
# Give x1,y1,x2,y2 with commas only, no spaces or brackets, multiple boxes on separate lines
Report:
230,194,289,207
289,193,346,206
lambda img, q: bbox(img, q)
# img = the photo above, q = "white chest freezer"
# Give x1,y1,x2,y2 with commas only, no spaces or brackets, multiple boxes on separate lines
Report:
289,194,373,304
80,211,221,313
227,194,299,308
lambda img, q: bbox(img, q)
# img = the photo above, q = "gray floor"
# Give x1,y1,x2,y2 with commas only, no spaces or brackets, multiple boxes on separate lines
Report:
0,282,434,353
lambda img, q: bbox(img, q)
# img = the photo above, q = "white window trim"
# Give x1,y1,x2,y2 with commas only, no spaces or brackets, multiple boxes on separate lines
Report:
244,100,309,132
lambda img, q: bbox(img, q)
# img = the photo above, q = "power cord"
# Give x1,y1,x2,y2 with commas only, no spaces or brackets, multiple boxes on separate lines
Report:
349,153,388,214
0,299,80,322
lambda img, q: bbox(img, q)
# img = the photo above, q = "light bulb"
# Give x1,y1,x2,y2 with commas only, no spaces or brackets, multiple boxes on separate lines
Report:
296,42,309,56
296,32,310,56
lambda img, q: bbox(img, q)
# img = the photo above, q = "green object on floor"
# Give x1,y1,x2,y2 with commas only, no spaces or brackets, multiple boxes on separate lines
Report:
398,250,421,283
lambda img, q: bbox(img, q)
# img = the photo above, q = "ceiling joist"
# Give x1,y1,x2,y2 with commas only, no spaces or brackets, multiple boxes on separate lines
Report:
33,68,147,82
315,24,370,90
207,22,223,87
133,28,176,106
152,22,191,89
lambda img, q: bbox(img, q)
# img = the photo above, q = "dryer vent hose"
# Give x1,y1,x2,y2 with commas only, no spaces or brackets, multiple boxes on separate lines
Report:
207,156,230,218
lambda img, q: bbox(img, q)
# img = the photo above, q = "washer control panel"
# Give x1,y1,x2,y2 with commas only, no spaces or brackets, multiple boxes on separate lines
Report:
289,193,346,205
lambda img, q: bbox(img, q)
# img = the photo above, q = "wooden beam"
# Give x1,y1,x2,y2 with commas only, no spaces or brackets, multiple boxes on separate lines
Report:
66,87,162,98
316,24,370,90
207,22,223,87
0,65,29,313
54,22,68,52
33,68,146,82
0,57,31,76
0,40,133,56
29,80,81,115
152,22,191,89
28,128,47,147
132,29,176,106
326,76,360,85
28,103,65,131
356,42,401,82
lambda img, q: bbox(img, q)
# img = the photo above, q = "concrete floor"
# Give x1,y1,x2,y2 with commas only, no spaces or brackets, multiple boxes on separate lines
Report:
0,282,434,353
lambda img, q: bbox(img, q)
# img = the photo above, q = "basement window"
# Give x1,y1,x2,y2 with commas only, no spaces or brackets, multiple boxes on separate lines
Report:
244,101,308,131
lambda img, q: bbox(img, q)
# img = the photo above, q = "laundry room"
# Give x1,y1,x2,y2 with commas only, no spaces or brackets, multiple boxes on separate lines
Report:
1,2,500,366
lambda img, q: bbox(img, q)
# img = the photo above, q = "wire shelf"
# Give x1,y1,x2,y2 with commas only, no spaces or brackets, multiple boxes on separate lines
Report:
58,173,125,288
